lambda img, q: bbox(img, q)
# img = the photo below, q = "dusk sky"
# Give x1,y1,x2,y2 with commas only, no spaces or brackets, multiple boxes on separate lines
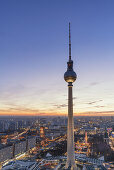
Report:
0,0,114,116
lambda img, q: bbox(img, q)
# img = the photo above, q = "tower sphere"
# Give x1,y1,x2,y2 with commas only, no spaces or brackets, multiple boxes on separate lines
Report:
64,59,77,83
64,68,77,83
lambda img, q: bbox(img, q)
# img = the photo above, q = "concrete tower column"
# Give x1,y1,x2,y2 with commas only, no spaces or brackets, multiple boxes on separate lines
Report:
66,82,75,168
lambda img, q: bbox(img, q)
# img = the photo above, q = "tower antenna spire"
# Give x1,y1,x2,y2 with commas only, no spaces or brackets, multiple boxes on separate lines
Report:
69,22,71,60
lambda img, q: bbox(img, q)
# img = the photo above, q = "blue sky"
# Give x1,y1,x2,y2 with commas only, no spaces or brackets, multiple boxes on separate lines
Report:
0,0,114,116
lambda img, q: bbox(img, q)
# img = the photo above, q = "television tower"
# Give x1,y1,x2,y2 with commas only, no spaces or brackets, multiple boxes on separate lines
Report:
64,23,77,169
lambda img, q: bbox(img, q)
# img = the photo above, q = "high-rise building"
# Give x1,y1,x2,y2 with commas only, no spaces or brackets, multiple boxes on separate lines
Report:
104,128,109,145
40,126,45,138
64,23,77,169
85,131,88,144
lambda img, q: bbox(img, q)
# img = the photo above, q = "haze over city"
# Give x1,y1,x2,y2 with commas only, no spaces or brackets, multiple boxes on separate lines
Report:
0,0,114,116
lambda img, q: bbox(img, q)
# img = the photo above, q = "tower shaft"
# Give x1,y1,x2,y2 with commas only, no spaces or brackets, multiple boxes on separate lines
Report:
66,82,76,168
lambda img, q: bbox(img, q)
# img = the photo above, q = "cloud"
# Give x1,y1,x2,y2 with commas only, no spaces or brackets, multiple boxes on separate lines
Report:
73,97,77,100
90,82,100,86
94,105,105,108
86,100,103,105
53,102,76,109
87,101,97,105
76,81,101,92
53,104,67,109
0,107,40,113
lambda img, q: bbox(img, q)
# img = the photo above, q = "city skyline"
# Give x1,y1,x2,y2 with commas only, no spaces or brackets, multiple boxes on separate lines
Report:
0,0,114,116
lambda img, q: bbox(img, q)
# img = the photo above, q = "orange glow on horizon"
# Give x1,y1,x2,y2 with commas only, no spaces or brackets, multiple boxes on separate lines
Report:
0,111,113,117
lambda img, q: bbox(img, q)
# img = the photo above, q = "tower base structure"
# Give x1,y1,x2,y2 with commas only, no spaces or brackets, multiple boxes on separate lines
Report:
65,162,77,170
